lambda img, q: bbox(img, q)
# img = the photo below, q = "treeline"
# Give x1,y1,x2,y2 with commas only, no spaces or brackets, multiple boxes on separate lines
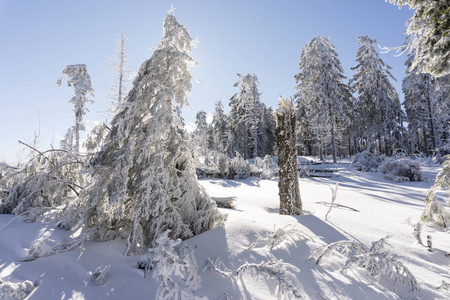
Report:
191,36,449,163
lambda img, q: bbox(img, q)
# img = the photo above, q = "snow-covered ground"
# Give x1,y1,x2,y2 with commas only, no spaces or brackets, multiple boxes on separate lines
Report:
1,165,449,299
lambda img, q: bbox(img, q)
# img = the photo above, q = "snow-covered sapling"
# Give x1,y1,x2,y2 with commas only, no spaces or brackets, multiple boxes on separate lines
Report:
237,259,303,299
91,264,111,285
140,230,205,300
57,64,94,153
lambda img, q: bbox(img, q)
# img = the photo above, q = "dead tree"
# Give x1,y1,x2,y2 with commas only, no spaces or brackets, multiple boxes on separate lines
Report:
275,97,302,215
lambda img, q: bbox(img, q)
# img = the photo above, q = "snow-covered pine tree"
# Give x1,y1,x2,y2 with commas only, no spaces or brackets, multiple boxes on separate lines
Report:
294,35,351,163
386,0,450,77
107,32,131,115
78,9,223,255
193,110,209,157
351,36,403,156
57,64,94,153
275,97,302,215
212,100,228,154
229,73,264,159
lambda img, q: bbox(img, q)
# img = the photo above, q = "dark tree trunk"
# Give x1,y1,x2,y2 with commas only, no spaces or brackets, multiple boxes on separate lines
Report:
275,98,302,215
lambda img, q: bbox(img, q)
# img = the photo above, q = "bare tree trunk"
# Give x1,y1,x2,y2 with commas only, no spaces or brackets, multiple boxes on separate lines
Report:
275,97,302,215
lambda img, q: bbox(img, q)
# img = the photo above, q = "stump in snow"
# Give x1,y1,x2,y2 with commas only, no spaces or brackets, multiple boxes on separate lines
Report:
275,97,302,215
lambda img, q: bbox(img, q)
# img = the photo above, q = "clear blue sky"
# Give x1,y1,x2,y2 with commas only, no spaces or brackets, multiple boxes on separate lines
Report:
0,0,414,163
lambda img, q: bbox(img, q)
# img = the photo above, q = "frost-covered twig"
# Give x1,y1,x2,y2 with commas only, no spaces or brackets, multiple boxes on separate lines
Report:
249,224,313,250
237,259,303,299
202,257,232,278
311,240,368,265
18,235,86,261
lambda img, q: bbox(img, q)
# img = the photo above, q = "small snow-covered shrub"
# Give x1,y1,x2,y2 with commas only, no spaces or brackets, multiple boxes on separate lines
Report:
421,155,450,228
237,259,303,299
0,280,34,300
254,157,264,170
227,153,251,179
379,157,422,182
91,264,111,285
352,150,386,172
261,155,278,179
214,153,230,178
421,191,450,228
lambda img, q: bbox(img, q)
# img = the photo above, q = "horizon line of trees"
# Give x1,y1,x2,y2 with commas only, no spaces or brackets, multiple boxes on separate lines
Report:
191,36,449,163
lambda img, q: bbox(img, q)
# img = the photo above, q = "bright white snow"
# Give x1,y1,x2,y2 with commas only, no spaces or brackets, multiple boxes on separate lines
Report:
1,163,449,299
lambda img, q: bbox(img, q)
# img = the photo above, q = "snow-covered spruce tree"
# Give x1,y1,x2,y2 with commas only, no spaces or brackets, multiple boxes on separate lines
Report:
107,31,131,116
228,73,264,159
386,0,450,77
78,10,224,255
193,110,209,157
403,53,449,155
294,35,352,163
351,36,403,155
57,64,94,153
212,100,229,154
275,97,302,215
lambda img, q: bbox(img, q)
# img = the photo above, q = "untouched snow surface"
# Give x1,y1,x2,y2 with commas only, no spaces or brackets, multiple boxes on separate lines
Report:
1,165,449,299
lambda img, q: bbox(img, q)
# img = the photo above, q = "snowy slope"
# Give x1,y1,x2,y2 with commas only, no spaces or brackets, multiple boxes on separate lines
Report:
1,165,449,300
